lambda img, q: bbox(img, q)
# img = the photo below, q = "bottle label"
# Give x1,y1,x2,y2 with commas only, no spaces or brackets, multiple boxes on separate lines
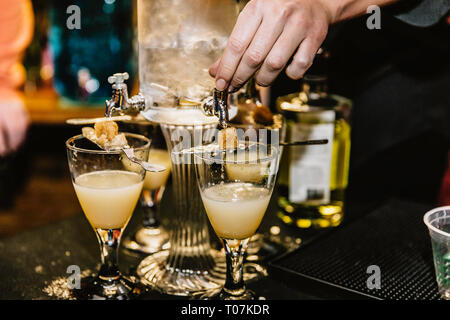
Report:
288,111,335,204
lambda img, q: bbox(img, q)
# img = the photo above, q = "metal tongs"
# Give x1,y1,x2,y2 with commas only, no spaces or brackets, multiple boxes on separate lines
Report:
200,90,329,148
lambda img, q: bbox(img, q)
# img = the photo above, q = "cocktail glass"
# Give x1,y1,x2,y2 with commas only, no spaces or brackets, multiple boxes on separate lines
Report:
194,142,280,299
121,121,171,254
66,133,150,299
123,146,172,254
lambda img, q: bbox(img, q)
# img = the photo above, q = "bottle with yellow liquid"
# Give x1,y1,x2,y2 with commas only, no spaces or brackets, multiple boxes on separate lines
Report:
276,74,352,229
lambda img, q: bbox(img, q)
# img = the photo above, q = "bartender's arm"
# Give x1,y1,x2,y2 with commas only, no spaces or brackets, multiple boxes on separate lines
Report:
210,0,397,92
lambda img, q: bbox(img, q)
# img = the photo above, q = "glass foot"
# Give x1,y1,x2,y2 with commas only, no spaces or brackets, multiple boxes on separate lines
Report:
246,232,301,263
137,249,264,296
70,275,145,300
194,288,264,300
137,249,227,296
242,261,268,281
241,231,301,281
210,232,300,282
122,226,170,254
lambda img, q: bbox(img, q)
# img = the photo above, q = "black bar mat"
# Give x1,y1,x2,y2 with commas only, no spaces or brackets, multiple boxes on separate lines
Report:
269,200,442,300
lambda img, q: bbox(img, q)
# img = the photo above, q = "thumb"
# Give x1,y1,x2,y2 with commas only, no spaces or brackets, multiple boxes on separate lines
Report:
209,58,220,78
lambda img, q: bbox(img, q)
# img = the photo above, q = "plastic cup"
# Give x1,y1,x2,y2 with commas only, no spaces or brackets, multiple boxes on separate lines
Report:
424,206,450,300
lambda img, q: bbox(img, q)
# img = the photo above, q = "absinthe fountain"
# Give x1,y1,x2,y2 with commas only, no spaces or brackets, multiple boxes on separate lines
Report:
133,0,239,295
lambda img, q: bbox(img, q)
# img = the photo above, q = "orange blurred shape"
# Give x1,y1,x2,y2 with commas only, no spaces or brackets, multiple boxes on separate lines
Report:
0,0,33,97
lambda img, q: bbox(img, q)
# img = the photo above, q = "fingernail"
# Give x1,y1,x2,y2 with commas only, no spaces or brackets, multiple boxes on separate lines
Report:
216,78,227,91
228,86,235,93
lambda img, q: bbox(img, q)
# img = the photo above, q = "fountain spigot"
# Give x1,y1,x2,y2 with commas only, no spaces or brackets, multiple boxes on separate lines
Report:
105,72,145,117
201,89,229,128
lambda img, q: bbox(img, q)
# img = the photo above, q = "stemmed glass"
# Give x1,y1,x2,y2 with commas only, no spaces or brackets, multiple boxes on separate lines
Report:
123,146,172,253
66,132,150,300
194,142,280,299
121,121,172,254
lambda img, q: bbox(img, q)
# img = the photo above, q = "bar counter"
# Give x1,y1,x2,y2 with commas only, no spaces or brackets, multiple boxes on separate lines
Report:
0,182,441,300
0,184,313,300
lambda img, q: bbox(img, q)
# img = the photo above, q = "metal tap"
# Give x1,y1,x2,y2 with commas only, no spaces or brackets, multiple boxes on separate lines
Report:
201,89,229,128
105,72,145,117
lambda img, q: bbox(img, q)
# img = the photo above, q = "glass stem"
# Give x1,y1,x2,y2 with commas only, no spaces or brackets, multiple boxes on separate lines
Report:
141,189,161,228
96,229,122,281
222,238,250,297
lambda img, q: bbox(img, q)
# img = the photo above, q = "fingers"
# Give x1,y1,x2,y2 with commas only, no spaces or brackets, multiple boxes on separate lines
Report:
0,102,29,156
209,59,220,78
228,14,285,91
255,18,307,86
5,108,28,151
285,29,326,80
0,127,7,156
0,114,12,156
212,0,329,89
214,2,263,90
15,105,30,149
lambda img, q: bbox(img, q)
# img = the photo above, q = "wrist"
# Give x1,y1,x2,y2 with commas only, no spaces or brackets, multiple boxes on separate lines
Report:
318,0,398,24
316,0,345,24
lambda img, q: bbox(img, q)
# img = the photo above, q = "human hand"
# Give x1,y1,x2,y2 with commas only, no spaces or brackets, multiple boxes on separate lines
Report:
0,98,29,156
209,0,332,92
